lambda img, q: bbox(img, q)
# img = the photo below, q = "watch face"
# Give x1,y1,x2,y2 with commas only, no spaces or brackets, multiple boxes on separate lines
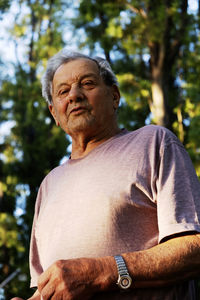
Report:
119,275,132,289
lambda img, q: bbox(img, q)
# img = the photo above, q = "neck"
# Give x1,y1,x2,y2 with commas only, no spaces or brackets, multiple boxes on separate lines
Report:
70,124,121,159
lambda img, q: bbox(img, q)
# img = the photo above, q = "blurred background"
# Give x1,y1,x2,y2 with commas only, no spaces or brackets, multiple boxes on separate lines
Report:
0,0,200,298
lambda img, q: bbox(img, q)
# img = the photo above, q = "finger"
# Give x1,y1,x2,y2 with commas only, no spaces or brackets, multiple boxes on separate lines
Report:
38,271,49,292
10,298,24,300
40,282,55,300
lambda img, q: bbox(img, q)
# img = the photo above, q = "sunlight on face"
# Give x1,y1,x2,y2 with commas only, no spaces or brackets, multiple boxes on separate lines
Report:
50,58,118,137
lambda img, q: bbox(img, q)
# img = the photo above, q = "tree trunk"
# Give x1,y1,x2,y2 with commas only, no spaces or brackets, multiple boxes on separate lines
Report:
149,40,169,127
150,67,169,127
148,0,188,130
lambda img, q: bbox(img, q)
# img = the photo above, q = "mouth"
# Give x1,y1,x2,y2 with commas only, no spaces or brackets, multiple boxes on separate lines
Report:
70,106,88,115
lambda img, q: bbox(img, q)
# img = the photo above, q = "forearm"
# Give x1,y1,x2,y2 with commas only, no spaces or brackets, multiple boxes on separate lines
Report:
35,233,200,298
96,233,200,292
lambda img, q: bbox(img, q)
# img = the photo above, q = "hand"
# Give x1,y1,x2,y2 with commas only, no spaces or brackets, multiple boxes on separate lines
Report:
37,257,105,300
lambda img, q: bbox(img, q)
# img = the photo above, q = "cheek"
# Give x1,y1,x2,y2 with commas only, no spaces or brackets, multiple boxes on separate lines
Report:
52,106,64,125
93,102,113,121
55,102,67,116
87,89,113,116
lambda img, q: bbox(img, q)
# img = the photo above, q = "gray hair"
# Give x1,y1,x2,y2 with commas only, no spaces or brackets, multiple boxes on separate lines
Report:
42,49,118,105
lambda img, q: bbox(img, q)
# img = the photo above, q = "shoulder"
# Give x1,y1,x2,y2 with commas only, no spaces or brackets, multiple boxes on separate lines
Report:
132,125,176,138
37,161,69,198
126,125,181,146
43,161,68,185
119,125,185,161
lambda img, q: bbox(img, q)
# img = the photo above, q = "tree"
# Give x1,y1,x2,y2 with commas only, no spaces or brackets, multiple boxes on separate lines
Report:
0,0,70,298
73,0,197,134
0,0,11,19
1,0,200,298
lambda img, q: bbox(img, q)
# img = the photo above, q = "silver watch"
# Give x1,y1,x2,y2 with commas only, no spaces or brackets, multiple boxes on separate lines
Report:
114,255,132,290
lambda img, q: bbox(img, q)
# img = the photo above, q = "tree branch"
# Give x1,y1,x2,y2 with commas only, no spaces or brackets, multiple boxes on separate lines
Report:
12,2,23,69
126,2,147,18
27,0,37,82
169,0,188,63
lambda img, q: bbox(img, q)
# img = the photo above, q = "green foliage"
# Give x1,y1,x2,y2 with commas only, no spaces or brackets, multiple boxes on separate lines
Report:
0,213,30,298
75,1,183,127
0,0,11,19
0,0,70,298
1,0,200,298
74,0,200,151
0,213,24,250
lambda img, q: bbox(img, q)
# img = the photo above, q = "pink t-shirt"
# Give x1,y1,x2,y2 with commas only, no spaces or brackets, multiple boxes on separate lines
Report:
30,125,200,299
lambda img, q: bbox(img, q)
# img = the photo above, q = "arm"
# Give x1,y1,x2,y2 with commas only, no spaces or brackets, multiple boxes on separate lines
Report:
37,233,200,299
123,232,200,288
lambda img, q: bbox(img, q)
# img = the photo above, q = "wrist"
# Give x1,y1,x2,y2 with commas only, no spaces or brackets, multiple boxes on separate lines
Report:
114,255,132,290
92,256,118,293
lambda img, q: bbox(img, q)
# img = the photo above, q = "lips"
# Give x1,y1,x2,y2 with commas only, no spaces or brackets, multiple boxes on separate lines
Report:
70,106,87,114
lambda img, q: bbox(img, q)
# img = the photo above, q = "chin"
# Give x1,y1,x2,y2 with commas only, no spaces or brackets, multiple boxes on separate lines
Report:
66,116,97,134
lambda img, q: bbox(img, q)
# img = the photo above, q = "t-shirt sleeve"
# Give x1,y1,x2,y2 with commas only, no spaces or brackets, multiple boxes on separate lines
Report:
29,186,44,287
156,133,200,242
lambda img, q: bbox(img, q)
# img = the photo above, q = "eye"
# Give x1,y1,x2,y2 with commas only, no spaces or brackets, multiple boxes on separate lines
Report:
61,90,67,94
82,80,95,89
59,89,69,96
83,80,92,85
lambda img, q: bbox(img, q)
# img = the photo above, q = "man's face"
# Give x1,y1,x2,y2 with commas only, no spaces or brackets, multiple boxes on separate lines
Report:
49,58,120,137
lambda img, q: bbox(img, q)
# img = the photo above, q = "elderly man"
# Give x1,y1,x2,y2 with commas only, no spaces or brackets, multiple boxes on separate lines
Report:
12,49,200,300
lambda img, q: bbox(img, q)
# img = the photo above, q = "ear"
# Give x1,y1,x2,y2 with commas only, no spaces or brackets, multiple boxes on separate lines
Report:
49,104,60,126
112,85,120,110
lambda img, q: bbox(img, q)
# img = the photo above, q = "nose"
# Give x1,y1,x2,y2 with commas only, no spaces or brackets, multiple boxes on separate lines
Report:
67,84,84,104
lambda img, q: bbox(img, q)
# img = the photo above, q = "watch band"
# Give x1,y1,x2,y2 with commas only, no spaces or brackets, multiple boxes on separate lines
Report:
114,255,132,290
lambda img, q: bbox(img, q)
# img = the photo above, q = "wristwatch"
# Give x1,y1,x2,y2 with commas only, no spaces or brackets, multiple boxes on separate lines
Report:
114,255,132,290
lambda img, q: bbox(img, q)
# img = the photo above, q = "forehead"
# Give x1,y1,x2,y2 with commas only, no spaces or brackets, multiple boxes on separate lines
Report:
53,58,100,86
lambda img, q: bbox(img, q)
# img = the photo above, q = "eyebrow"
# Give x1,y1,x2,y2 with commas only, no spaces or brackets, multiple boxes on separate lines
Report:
53,72,99,95
80,73,99,80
